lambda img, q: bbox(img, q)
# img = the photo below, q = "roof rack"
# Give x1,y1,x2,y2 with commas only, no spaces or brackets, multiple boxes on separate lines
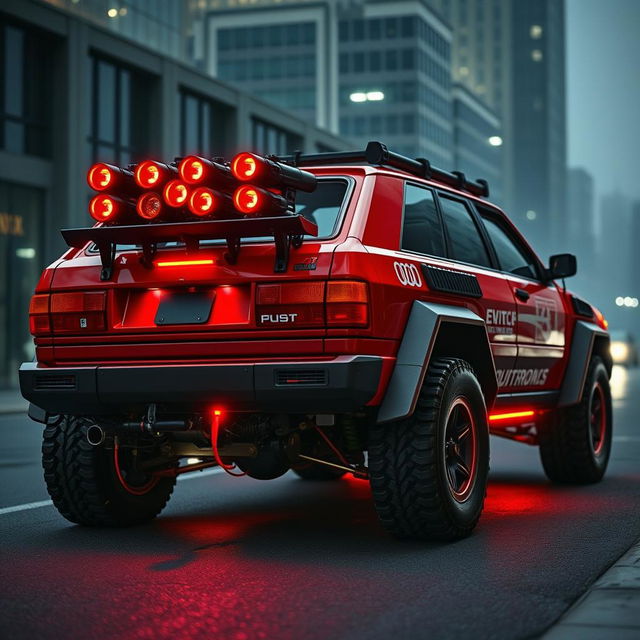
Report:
278,140,489,198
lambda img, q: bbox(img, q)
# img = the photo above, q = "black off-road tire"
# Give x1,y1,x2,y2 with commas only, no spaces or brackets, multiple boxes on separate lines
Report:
292,462,346,481
369,358,489,541
539,356,612,484
42,416,176,526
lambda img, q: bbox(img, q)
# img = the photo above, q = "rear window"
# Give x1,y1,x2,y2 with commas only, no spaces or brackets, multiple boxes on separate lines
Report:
89,177,351,253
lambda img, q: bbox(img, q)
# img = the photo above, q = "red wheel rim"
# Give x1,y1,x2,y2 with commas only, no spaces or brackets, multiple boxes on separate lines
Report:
113,440,159,496
443,397,478,502
590,382,607,456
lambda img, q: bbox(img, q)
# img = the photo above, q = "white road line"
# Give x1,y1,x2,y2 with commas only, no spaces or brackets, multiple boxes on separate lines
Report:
0,467,226,516
0,500,53,516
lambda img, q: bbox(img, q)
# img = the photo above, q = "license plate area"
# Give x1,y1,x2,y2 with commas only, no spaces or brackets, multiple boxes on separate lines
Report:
155,292,214,326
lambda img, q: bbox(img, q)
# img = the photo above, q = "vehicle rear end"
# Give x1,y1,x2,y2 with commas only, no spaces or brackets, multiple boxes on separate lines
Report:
20,153,386,527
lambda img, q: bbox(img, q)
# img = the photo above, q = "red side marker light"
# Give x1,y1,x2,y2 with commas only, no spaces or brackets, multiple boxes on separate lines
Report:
89,194,126,222
163,180,189,208
488,410,535,422
136,192,164,220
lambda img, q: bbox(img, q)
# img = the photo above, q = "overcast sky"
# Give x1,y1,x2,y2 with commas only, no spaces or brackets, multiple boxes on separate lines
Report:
566,0,640,201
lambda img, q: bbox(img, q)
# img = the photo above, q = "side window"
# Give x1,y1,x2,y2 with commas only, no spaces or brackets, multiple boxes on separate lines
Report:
438,195,492,268
481,215,539,280
401,184,446,257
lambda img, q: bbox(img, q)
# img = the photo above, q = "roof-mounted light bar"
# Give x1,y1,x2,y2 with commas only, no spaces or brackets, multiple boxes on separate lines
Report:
179,155,234,187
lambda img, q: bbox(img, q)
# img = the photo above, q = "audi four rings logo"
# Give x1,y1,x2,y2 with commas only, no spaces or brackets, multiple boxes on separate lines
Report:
394,262,422,287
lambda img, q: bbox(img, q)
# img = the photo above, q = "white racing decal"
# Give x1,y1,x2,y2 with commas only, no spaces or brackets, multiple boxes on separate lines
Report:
486,308,516,335
394,261,422,287
496,368,549,388
260,313,299,324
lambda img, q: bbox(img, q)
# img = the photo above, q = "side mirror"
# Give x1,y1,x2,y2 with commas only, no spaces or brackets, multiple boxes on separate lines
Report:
547,253,577,280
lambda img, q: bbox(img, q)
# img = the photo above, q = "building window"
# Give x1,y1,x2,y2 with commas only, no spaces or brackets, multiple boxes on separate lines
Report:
251,118,301,155
0,22,53,158
181,90,224,157
88,56,150,165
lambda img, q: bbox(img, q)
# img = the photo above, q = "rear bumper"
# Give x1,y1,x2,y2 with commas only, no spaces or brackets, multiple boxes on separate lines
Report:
19,356,383,416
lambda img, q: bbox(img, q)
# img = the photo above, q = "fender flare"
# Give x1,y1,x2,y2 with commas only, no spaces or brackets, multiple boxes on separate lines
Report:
377,301,497,424
558,320,611,407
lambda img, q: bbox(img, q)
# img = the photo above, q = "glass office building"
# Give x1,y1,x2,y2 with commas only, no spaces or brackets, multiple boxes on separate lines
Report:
203,0,455,167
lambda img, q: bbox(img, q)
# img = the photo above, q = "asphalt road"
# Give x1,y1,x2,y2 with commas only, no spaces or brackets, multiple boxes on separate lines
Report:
1,366,639,640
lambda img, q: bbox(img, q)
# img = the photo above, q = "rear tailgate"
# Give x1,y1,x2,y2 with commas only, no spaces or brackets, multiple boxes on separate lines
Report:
50,237,335,364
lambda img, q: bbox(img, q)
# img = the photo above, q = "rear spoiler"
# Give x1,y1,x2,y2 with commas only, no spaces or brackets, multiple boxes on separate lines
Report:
61,215,318,280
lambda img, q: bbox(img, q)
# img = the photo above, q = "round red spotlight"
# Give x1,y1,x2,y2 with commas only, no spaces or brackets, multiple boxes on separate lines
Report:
87,163,117,191
89,194,124,222
233,185,262,215
179,156,206,184
136,192,164,220
231,153,261,181
135,160,174,189
188,187,218,217
163,180,189,208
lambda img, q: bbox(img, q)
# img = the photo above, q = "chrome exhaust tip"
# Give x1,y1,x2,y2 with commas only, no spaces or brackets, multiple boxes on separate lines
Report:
86,424,105,446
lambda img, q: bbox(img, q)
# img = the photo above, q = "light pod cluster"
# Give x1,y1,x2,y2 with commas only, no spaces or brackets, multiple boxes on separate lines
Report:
85,152,317,224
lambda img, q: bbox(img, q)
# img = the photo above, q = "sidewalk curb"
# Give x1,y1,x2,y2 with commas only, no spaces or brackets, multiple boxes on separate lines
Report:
542,539,640,639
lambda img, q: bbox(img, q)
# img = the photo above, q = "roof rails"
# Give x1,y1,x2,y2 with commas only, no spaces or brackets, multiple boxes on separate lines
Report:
278,140,490,198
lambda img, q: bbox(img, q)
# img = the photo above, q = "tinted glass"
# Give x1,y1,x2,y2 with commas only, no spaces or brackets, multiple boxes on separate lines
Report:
402,184,446,257
439,196,491,267
295,180,349,238
482,216,538,279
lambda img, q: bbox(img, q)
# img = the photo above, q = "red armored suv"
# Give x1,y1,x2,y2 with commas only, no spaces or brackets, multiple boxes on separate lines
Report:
20,142,612,541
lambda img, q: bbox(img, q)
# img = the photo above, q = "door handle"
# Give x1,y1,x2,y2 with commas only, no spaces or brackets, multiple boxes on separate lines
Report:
515,288,530,302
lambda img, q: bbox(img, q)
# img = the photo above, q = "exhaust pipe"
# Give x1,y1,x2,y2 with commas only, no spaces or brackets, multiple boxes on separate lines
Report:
86,424,105,446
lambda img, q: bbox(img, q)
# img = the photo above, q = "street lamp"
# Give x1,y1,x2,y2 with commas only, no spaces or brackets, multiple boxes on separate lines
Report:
350,91,385,103
488,136,503,147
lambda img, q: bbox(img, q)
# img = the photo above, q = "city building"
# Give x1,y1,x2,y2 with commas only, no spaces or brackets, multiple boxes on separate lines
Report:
198,0,456,167
0,0,345,390
41,0,188,62
566,167,596,288
452,84,502,204
429,0,566,252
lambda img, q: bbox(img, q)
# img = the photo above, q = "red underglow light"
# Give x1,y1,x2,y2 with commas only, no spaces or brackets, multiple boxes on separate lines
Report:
163,180,189,207
156,259,214,267
136,192,163,220
488,410,536,422
231,153,260,180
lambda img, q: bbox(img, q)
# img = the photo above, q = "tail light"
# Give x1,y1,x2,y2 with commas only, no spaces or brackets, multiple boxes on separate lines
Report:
29,291,107,336
326,281,368,327
233,185,288,216
134,160,176,189
179,156,233,186
136,192,164,221
89,194,131,223
163,180,190,208
87,163,133,192
231,152,317,192
255,280,368,328
188,187,231,218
